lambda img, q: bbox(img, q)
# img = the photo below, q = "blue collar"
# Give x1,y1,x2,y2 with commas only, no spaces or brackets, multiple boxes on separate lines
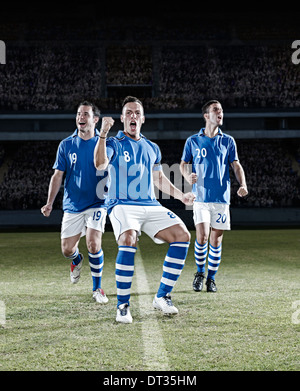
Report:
116,130,145,140
199,127,223,137
72,128,100,138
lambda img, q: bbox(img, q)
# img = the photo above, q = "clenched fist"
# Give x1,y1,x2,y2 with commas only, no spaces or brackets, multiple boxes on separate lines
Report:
100,117,114,137
41,203,52,217
237,186,248,197
182,192,196,206
187,172,198,185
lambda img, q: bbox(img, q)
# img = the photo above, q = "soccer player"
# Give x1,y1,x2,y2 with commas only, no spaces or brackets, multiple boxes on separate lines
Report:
41,101,114,304
180,100,248,292
94,96,195,323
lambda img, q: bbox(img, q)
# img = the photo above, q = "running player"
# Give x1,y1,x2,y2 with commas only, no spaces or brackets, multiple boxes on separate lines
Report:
41,101,114,304
94,96,195,323
180,100,248,292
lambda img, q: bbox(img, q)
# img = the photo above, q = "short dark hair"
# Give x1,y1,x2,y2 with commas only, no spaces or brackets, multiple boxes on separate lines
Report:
201,100,220,117
77,101,101,118
122,96,143,110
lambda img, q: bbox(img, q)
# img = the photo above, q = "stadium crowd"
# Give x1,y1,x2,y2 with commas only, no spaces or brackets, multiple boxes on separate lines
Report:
230,140,300,208
0,141,62,210
0,46,102,111
0,139,299,211
0,44,298,111
0,15,299,211
158,45,299,110
0,12,298,111
0,13,297,43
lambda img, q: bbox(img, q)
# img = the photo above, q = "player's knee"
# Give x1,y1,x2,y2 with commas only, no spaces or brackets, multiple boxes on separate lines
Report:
87,240,101,254
210,229,223,247
197,234,209,245
120,236,136,247
175,226,191,243
182,230,191,243
210,237,223,248
61,240,76,258
118,230,137,247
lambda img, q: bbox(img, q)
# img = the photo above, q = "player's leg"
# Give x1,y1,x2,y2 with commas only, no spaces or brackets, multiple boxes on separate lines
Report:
109,205,142,323
206,203,230,292
150,211,190,314
193,222,210,291
116,231,138,301
61,234,81,258
155,222,191,244
61,233,83,284
85,227,108,304
192,202,211,291
206,228,223,292
61,212,87,284
114,230,138,323
85,208,108,303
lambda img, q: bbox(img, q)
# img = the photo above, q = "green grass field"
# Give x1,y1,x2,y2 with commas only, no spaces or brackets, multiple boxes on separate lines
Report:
0,229,299,371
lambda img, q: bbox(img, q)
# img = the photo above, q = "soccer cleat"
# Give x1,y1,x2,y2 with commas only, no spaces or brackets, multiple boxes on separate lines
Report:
153,294,178,315
93,288,109,304
70,254,83,284
193,272,205,292
206,278,217,292
116,303,132,324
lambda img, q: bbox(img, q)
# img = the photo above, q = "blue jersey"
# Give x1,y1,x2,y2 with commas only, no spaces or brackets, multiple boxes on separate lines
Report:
181,128,238,204
53,129,106,213
105,131,162,213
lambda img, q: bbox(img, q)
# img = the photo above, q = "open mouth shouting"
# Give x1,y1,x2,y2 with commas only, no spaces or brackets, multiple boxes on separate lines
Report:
78,121,88,132
217,114,223,124
122,101,144,140
130,120,137,131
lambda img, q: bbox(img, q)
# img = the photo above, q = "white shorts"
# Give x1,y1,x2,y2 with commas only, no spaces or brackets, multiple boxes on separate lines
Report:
61,207,107,239
193,202,231,230
109,204,185,244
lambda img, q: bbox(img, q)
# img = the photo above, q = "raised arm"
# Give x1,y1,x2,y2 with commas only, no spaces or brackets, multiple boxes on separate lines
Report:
94,116,114,170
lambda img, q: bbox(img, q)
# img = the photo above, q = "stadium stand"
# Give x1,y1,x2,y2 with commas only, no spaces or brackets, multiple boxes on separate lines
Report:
0,12,299,112
0,11,299,226
0,44,298,111
0,139,299,211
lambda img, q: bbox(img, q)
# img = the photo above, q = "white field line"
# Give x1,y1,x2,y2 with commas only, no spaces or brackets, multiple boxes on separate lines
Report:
134,247,169,371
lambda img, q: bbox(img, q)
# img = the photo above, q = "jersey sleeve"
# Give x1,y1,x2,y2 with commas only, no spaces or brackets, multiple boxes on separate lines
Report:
228,136,239,163
106,137,116,163
52,141,66,172
181,137,192,163
153,142,162,171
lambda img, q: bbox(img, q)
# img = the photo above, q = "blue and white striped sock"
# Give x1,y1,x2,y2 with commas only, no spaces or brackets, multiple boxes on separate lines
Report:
157,241,190,298
67,248,81,266
207,243,222,281
194,240,208,274
115,246,136,307
89,249,104,291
